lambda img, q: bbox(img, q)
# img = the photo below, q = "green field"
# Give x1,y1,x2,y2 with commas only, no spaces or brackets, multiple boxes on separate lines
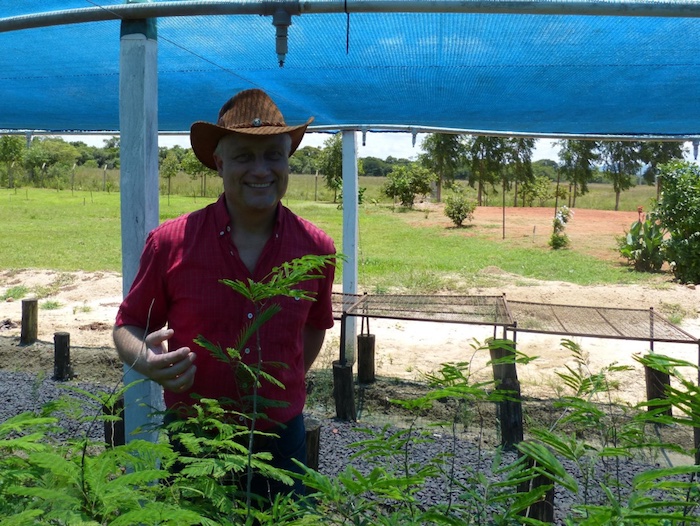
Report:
0,183,662,292
67,167,659,212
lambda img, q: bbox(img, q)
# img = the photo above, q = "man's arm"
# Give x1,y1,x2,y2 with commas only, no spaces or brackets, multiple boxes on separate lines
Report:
113,325,197,393
302,325,327,373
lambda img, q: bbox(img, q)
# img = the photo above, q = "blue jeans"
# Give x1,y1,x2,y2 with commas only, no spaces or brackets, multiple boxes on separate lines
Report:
250,413,307,499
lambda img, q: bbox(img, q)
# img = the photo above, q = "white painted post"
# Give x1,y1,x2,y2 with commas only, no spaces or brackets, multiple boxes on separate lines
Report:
341,131,359,365
119,11,162,443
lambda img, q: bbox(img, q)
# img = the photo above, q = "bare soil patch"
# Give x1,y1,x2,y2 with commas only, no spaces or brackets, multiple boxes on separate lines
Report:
415,204,646,264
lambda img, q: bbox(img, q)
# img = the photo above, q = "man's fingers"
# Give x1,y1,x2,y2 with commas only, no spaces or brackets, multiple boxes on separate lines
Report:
160,347,193,367
145,328,174,348
161,364,197,393
149,347,195,381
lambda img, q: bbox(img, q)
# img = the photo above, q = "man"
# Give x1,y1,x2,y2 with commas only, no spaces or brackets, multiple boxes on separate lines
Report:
113,89,336,499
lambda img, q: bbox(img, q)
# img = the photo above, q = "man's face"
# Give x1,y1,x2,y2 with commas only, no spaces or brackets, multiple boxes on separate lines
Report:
214,133,291,216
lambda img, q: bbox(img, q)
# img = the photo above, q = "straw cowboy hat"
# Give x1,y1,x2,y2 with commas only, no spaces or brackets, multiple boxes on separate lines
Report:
190,89,314,170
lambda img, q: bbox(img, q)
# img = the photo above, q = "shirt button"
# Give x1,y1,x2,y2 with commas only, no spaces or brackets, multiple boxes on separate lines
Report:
239,416,244,422
230,250,234,256
226,226,231,232
247,313,253,319
219,231,224,236
244,348,250,354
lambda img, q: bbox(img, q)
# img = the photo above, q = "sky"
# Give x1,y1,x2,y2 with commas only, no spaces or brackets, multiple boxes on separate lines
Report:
66,131,700,165
69,131,562,162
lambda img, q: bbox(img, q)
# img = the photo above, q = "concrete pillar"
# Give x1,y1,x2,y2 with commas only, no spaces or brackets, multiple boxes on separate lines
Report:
341,130,359,365
119,9,162,443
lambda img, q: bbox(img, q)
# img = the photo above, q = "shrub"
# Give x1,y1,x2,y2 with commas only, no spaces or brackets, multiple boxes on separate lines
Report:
520,174,554,206
549,205,573,249
444,189,477,227
656,161,700,284
337,186,367,209
383,165,435,208
617,209,666,272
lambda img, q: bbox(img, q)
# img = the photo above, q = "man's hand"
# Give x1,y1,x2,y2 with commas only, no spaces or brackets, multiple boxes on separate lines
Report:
113,325,197,393
143,328,197,393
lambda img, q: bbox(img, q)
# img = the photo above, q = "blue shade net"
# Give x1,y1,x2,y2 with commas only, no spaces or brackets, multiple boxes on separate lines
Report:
2,1,700,137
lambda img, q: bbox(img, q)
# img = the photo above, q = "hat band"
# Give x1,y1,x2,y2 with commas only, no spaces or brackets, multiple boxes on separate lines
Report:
220,121,287,129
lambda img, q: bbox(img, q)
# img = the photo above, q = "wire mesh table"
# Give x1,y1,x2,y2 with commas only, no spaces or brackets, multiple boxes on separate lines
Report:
336,293,516,363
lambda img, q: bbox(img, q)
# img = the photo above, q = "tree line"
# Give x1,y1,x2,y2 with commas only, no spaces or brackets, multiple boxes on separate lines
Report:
0,134,686,211
418,136,684,210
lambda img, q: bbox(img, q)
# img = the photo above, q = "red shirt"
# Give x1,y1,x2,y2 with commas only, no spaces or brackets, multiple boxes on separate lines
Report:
116,195,336,429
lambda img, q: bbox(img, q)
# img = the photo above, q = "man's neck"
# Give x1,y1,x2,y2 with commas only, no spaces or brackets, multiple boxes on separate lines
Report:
226,202,278,237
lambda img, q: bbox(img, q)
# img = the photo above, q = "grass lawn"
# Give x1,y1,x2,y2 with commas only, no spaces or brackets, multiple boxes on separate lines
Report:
0,187,660,292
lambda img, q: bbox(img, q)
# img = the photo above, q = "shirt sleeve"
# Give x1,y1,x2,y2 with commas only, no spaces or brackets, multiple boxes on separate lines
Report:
115,230,170,332
305,250,336,331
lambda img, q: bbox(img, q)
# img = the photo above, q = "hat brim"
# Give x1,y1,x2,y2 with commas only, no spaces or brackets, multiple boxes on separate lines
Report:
190,117,314,170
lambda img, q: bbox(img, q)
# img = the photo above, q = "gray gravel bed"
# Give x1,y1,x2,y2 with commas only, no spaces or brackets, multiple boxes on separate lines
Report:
316,420,676,524
0,370,112,442
1,371,691,524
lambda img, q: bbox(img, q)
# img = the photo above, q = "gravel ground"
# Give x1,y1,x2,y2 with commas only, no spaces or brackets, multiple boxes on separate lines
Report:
2,371,693,525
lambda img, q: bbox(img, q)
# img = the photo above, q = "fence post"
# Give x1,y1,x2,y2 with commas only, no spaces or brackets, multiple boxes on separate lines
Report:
519,457,555,523
643,361,672,417
357,330,376,384
489,338,524,450
20,298,38,345
53,331,72,381
305,416,322,471
333,360,356,421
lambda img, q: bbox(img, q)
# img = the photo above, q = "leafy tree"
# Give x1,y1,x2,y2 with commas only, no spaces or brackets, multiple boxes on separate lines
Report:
532,158,558,180
384,155,413,171
170,144,188,163
160,150,180,202
383,165,435,208
505,138,535,207
319,134,342,202
557,140,598,207
289,145,322,175
181,149,210,197
0,135,25,188
68,140,98,167
103,136,120,150
23,137,78,187
420,133,465,202
94,136,120,169
598,141,641,211
639,141,686,189
655,161,700,284
361,156,390,177
520,175,554,207
464,136,506,205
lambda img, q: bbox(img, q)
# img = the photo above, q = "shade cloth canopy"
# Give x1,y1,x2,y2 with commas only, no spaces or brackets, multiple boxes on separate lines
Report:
2,1,699,140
